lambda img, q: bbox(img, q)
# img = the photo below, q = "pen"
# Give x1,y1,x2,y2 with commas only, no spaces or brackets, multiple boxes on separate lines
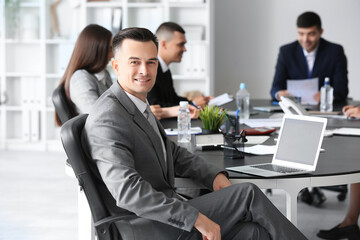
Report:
235,109,239,135
224,113,235,127
220,145,237,151
190,101,200,109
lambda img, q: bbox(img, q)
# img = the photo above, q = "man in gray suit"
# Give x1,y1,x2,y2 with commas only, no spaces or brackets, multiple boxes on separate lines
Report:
83,27,307,240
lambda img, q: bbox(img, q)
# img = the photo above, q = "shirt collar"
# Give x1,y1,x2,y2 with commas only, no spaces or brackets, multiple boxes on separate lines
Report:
124,91,149,116
302,46,318,58
158,56,169,73
94,70,106,82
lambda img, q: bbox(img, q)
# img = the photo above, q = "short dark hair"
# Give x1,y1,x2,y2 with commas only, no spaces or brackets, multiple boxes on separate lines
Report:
297,11,322,30
156,22,185,42
112,27,158,55
156,22,185,35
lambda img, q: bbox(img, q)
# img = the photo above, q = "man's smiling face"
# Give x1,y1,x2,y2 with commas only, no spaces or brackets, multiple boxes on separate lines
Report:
112,39,158,102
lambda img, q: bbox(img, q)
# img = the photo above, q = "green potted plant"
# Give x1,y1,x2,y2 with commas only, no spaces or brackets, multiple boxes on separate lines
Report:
199,105,227,134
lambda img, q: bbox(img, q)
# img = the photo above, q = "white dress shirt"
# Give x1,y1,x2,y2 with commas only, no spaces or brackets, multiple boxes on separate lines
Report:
94,70,107,86
158,55,169,73
303,47,318,75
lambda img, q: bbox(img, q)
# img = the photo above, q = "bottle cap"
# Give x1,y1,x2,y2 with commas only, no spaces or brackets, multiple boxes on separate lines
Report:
240,83,246,89
324,77,330,84
179,101,189,107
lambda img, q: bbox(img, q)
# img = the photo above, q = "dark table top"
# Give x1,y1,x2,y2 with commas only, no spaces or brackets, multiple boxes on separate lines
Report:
161,99,360,180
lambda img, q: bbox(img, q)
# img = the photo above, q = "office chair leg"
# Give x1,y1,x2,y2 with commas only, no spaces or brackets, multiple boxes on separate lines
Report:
311,188,327,207
337,192,347,202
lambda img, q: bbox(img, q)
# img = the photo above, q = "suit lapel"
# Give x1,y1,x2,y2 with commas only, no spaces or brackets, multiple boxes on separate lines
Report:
311,38,324,78
110,84,168,179
296,43,309,77
133,113,168,176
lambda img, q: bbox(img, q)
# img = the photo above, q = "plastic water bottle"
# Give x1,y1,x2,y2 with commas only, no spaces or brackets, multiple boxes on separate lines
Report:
178,101,191,143
236,83,250,119
320,77,333,112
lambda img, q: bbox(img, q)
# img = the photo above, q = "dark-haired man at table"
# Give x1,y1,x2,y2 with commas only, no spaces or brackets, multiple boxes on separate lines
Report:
148,22,211,112
270,11,348,103
270,11,349,207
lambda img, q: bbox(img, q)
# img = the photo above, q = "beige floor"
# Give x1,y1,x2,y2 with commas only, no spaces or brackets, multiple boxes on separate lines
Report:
0,150,355,240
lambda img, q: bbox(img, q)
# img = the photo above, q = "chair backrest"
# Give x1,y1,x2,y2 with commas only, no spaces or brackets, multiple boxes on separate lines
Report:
60,114,119,240
52,83,74,124
61,115,196,240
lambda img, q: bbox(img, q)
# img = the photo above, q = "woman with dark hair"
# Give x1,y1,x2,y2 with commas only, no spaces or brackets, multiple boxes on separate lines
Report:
55,24,113,126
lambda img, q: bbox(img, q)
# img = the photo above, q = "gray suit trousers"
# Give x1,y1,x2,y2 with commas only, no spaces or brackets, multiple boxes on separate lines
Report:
116,183,307,240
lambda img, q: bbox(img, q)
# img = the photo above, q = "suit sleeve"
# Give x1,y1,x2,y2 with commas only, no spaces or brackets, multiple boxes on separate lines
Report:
168,140,225,190
85,113,199,232
147,76,189,107
332,46,348,101
70,70,101,114
271,48,288,100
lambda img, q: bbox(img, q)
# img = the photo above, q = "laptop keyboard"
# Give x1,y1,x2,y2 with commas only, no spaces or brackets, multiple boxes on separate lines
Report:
251,164,303,174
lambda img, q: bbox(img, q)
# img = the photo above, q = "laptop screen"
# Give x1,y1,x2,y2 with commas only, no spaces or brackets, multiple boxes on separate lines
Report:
275,117,325,166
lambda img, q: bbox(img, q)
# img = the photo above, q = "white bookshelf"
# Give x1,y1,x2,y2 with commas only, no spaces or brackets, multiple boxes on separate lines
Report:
0,0,76,151
0,0,212,151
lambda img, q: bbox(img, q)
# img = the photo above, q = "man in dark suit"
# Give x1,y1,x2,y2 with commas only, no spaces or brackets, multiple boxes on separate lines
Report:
83,27,307,240
147,22,211,114
270,11,348,102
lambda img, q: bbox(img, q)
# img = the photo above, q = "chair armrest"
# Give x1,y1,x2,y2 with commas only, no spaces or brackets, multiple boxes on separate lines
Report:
94,215,133,228
94,215,134,240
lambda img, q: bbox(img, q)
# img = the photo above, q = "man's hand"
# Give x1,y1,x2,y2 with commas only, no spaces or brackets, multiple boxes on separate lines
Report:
150,105,164,120
153,105,199,119
194,213,221,240
193,96,211,108
277,90,289,99
313,91,321,103
189,105,200,119
343,105,360,118
213,173,231,191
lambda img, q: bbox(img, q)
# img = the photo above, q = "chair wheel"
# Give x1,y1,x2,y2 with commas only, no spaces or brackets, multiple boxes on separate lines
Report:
337,193,346,201
265,189,272,196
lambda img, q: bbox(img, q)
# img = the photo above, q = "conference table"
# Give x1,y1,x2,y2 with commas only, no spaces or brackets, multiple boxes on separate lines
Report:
162,99,360,226
68,99,360,239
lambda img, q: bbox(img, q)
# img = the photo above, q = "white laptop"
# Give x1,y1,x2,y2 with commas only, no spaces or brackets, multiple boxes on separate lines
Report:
226,114,327,177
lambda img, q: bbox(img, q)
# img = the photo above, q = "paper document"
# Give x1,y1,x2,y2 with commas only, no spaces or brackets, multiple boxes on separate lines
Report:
287,78,318,105
311,114,347,119
208,93,233,106
240,118,283,128
165,127,202,136
244,136,270,145
238,145,276,155
252,106,282,112
331,128,360,136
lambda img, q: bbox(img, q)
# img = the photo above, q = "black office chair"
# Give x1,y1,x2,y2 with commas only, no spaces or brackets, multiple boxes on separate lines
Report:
60,114,128,240
52,83,75,125
321,185,348,201
61,114,200,240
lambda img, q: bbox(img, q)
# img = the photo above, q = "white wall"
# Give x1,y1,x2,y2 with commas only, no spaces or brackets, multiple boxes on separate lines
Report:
214,0,360,100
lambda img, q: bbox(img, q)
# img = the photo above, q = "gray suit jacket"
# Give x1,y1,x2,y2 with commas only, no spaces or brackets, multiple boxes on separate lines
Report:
82,83,222,233
70,69,113,114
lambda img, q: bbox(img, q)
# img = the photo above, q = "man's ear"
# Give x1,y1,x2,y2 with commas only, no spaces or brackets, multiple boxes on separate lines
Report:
160,40,167,49
320,28,324,35
111,58,119,75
